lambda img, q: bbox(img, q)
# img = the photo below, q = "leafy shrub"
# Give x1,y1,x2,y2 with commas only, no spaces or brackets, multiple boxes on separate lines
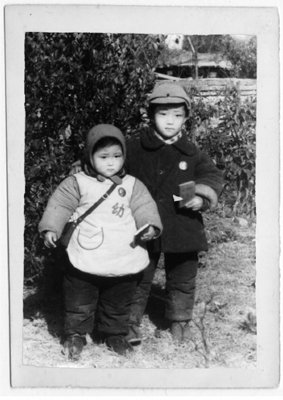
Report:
187,86,256,216
223,36,257,79
25,33,162,281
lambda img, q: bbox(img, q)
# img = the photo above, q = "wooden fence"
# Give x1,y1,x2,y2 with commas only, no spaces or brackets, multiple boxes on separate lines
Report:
155,74,257,99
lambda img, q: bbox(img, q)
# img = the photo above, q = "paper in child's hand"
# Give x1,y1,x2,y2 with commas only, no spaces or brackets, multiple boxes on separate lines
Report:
173,194,183,202
130,223,150,248
178,181,196,208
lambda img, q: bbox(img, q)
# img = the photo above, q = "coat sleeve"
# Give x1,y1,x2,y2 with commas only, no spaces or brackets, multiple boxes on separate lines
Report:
38,176,80,238
194,148,224,208
129,178,163,236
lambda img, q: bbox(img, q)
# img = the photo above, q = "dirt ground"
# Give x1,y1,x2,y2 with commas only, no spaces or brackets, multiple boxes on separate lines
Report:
23,214,256,369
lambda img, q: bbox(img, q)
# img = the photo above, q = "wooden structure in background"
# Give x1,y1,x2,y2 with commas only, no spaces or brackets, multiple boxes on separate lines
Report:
156,51,233,79
155,74,257,99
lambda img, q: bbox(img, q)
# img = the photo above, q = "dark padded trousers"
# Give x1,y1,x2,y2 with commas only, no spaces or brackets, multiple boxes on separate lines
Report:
129,252,198,324
63,262,140,337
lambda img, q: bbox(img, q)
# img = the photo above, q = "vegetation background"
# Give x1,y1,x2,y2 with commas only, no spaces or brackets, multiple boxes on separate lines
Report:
24,33,257,368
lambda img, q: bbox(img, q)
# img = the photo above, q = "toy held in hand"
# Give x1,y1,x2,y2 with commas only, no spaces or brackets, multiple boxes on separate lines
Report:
130,223,153,248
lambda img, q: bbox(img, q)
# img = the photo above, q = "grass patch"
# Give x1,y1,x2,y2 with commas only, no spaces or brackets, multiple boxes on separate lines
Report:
23,215,256,369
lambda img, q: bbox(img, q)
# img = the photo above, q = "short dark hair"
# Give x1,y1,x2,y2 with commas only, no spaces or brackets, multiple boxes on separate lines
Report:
92,137,123,155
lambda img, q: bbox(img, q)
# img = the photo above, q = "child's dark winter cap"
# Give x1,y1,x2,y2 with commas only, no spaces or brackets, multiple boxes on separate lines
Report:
148,82,191,110
84,124,126,183
86,124,126,159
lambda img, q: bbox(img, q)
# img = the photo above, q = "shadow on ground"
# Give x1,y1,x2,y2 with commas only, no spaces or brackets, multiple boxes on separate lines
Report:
24,253,170,344
145,283,170,331
23,248,66,342
23,278,65,340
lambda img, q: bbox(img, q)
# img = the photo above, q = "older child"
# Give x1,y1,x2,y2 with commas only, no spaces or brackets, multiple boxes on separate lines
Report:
124,82,223,344
71,82,223,344
39,124,162,359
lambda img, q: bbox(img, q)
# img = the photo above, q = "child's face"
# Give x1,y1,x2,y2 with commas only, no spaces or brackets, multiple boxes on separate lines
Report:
153,104,187,139
92,144,124,178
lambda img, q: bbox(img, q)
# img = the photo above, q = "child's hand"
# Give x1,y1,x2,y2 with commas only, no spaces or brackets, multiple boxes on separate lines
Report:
140,225,156,241
44,231,58,248
69,160,82,175
184,195,204,211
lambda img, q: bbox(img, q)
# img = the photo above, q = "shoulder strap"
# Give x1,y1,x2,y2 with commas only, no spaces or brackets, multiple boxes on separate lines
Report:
75,182,118,225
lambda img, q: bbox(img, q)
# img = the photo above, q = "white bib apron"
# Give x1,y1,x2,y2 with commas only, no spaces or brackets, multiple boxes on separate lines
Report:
67,173,149,276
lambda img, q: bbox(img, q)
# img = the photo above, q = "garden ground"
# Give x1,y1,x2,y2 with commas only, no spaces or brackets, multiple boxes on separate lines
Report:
23,214,256,369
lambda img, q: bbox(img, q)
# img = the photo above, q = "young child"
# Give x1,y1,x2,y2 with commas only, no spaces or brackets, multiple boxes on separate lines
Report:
71,82,223,344
38,124,162,359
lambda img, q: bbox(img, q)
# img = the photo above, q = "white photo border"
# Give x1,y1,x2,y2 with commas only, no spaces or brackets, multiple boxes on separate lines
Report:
3,2,280,391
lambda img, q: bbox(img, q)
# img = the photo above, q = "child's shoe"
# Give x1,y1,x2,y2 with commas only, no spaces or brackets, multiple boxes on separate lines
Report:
62,334,86,361
170,322,184,343
125,324,142,345
171,321,192,343
105,335,134,355
182,321,192,341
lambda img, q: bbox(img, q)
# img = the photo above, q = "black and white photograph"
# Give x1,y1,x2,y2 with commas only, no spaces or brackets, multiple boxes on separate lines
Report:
2,1,281,394
23,31,257,369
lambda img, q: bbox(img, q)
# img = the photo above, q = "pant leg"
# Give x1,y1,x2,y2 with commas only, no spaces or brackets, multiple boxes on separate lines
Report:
129,253,160,325
63,262,99,336
97,273,141,336
164,252,198,322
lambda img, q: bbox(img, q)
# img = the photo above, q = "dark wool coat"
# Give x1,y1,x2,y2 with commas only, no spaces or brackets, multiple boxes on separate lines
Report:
125,128,223,254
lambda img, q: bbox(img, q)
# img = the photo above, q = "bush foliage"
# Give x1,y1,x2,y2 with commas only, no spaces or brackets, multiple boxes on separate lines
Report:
25,33,161,281
188,86,256,217
223,36,257,79
24,33,256,282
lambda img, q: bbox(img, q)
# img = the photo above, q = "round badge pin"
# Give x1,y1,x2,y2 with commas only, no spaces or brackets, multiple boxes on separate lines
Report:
179,161,188,170
118,187,126,197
